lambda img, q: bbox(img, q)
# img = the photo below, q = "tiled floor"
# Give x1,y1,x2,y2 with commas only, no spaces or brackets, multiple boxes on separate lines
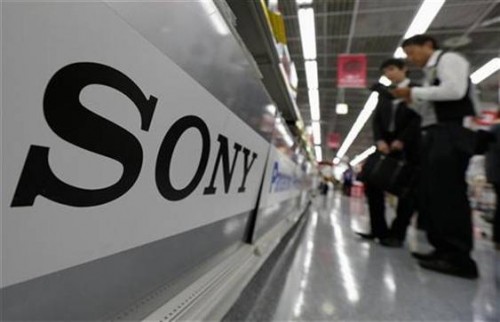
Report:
224,192,500,321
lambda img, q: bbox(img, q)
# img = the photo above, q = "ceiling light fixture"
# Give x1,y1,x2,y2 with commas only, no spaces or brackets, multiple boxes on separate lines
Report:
336,93,379,159
315,145,323,161
393,0,446,58
350,145,376,166
309,89,321,121
312,121,321,145
336,103,349,115
379,76,392,86
298,8,317,60
335,0,446,161
470,57,500,84
305,60,319,89
296,0,313,6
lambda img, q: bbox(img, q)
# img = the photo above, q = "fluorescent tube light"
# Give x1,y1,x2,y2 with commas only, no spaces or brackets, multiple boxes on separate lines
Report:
379,76,392,86
336,93,379,159
350,146,376,166
309,89,320,121
403,0,445,39
305,60,319,89
394,47,406,58
297,0,313,6
393,0,446,58
315,146,323,161
312,121,321,145
471,58,500,84
298,8,317,60
336,103,348,115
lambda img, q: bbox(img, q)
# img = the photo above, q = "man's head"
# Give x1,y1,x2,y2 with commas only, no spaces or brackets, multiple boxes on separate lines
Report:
402,34,439,68
380,58,407,84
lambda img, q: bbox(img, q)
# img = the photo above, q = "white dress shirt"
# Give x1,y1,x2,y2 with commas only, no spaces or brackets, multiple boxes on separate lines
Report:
408,50,474,127
411,50,470,102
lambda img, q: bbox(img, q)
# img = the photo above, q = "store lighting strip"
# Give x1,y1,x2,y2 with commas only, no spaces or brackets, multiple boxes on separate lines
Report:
394,0,446,58
308,89,320,120
305,60,318,89
312,121,321,145
336,93,378,158
350,145,376,166
298,8,317,60
315,146,323,161
471,57,500,84
335,0,446,160
298,2,321,160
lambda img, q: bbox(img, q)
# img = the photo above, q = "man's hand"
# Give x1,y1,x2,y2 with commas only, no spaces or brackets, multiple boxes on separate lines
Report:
391,87,412,104
376,140,390,154
390,140,404,151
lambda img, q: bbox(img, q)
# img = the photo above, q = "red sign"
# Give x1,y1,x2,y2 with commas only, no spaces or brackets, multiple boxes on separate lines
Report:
328,132,341,149
337,54,367,88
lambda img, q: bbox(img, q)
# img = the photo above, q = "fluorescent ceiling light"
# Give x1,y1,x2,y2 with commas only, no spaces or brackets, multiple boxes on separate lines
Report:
336,93,379,159
336,103,348,115
394,47,406,58
297,0,313,6
393,0,446,58
403,0,445,40
336,0,445,161
471,58,500,84
312,121,321,145
201,0,230,35
298,8,317,60
350,146,376,166
379,76,392,86
315,146,323,161
305,60,318,89
309,89,321,121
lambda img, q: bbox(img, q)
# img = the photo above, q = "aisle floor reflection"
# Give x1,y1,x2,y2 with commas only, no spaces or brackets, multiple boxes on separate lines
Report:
225,192,500,321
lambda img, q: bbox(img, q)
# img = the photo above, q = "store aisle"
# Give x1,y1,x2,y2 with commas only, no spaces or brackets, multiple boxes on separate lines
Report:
224,193,499,321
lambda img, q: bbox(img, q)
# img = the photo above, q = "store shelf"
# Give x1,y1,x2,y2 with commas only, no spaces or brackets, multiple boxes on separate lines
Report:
225,0,302,125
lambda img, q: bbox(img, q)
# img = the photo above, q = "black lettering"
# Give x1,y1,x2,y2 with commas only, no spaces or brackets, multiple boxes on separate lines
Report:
11,62,157,207
203,135,242,195
238,148,257,193
156,116,210,201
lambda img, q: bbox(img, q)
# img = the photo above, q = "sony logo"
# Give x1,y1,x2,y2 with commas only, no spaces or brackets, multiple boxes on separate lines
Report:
10,62,258,208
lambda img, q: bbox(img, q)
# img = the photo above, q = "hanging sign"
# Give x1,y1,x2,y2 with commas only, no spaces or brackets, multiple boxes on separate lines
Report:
328,132,341,149
337,54,367,88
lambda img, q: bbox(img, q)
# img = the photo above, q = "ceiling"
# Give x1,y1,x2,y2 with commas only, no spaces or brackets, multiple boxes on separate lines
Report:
278,0,500,162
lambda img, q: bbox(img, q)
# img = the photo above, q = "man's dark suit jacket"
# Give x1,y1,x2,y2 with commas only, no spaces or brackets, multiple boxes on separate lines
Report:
372,82,421,163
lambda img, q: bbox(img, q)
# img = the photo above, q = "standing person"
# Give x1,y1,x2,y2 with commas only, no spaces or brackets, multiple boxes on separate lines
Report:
392,34,479,278
356,58,421,247
342,166,354,196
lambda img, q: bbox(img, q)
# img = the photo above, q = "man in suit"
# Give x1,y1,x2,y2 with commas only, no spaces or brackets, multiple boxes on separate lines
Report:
356,58,421,247
392,34,479,279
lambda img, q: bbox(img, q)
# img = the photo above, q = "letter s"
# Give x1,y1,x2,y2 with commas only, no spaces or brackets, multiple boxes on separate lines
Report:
11,62,157,207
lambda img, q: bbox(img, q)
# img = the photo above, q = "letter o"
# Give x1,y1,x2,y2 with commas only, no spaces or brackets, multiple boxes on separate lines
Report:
155,115,210,201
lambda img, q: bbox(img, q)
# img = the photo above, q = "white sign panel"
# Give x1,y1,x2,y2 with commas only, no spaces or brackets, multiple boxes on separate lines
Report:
1,2,268,287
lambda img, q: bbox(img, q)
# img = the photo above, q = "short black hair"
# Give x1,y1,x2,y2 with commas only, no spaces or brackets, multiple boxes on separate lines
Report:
402,34,439,49
380,58,406,71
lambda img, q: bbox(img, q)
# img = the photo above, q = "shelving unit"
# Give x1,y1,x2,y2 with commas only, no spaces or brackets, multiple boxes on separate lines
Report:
225,0,317,162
